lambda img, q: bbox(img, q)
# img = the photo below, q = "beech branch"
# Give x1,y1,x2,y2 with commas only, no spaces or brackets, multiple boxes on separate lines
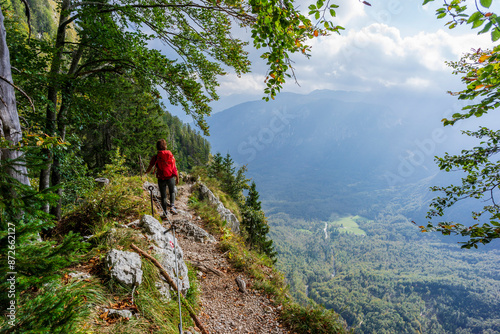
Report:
62,2,255,31
20,0,32,41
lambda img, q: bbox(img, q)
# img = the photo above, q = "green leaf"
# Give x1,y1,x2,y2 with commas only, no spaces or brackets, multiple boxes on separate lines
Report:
467,11,483,24
472,18,485,29
480,0,492,8
422,0,434,4
491,28,500,41
437,12,447,19
479,21,493,34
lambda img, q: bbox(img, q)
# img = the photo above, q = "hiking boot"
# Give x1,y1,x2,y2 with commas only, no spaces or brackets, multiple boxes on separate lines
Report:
160,212,167,219
170,205,178,215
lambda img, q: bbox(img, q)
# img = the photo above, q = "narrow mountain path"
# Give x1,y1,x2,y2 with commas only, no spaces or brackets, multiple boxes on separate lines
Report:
163,182,290,334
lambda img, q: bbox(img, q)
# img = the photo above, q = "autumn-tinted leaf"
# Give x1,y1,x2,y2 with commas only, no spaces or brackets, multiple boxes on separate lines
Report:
478,54,490,62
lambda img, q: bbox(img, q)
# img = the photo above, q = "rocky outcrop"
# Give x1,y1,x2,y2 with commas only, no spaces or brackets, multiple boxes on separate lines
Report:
69,271,92,281
143,181,161,198
197,183,240,234
102,308,136,320
105,249,143,288
95,177,110,187
139,215,190,294
175,219,216,244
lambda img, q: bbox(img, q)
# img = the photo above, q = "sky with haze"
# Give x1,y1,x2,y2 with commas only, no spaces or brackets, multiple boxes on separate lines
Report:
216,0,496,99
161,0,500,123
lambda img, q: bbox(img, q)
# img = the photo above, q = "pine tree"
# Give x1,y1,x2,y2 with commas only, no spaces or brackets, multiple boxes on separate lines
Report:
246,181,262,211
221,153,236,192
241,207,277,262
242,182,276,261
208,152,224,179
206,153,275,260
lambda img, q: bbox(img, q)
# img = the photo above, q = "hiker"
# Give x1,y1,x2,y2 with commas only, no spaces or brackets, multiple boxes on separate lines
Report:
145,139,179,215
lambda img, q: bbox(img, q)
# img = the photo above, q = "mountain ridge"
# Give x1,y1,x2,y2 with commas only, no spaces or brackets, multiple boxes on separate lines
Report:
206,89,457,220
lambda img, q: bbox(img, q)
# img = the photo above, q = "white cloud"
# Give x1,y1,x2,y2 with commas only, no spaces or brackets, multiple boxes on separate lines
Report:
209,1,498,107
274,22,497,93
217,73,266,96
333,0,368,27
405,77,432,89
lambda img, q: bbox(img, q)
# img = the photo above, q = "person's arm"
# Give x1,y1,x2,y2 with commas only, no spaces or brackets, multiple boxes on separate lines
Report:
145,155,155,174
173,157,179,184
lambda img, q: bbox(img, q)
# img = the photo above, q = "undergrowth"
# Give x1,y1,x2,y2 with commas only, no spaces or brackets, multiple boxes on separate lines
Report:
1,279,106,333
53,175,149,238
68,174,201,334
3,171,200,334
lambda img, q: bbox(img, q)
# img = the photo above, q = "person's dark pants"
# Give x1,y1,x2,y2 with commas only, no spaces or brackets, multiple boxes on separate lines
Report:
158,177,176,213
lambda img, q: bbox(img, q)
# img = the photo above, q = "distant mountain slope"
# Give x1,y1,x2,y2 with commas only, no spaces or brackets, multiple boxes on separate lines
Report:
207,89,462,220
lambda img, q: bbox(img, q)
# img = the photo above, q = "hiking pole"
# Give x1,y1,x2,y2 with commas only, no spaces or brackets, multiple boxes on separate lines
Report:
148,185,155,216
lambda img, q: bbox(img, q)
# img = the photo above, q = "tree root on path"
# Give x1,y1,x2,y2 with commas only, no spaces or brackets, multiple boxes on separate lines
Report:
130,243,210,334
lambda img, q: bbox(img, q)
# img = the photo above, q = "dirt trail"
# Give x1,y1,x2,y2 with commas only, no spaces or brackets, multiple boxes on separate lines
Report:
164,183,290,334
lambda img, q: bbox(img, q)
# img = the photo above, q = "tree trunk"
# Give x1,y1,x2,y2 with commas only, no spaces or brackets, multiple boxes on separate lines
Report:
50,46,84,220
0,8,29,186
39,0,71,212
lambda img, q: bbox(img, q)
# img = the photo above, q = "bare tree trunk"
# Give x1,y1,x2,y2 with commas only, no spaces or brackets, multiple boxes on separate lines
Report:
0,8,29,186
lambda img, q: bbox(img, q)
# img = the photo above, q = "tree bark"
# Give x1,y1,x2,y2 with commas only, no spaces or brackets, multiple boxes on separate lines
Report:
0,8,29,186
39,0,71,214
50,45,84,220
39,0,71,203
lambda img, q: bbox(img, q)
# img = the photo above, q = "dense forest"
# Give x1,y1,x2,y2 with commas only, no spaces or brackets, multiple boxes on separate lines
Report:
4,0,211,171
270,211,500,333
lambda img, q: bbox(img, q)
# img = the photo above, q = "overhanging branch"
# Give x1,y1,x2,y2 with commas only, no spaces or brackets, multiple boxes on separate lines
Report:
0,76,35,113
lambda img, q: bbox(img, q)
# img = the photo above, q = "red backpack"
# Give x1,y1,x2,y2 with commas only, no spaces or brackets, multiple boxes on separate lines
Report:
154,150,177,180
